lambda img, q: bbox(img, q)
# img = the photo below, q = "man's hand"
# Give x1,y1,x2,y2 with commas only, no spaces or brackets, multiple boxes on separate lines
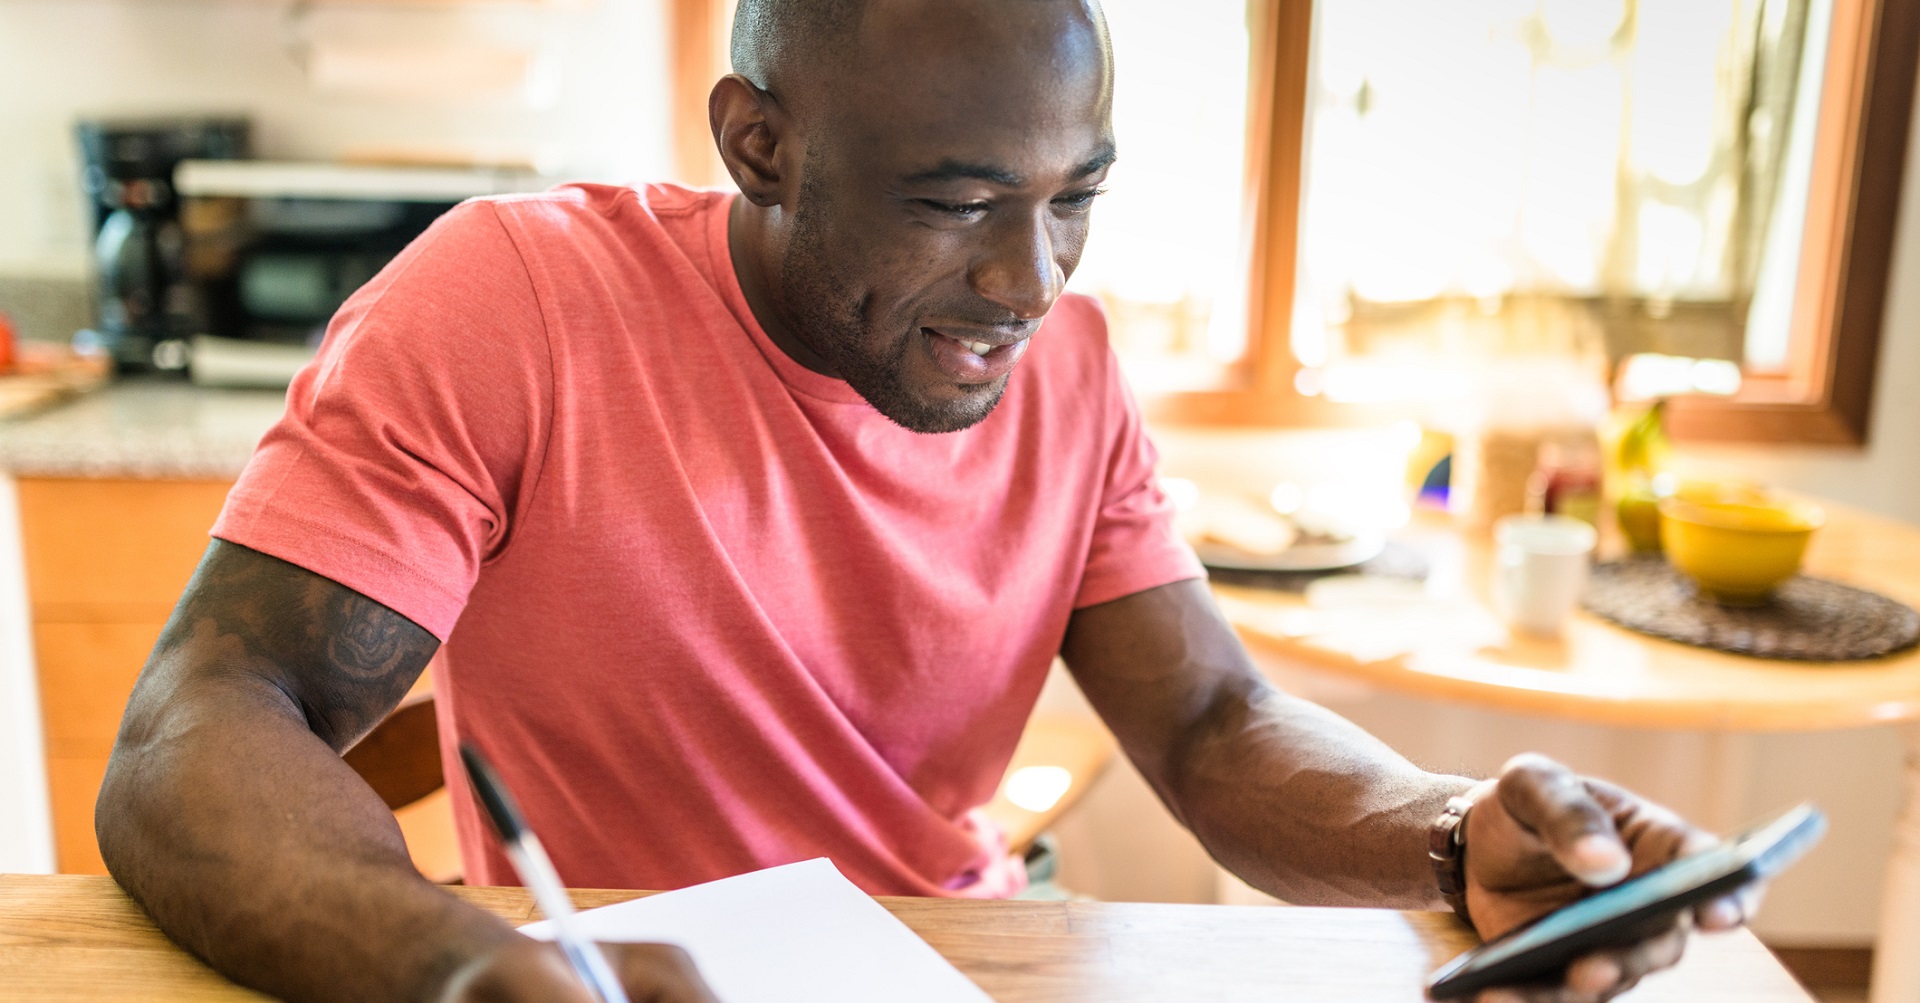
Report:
439,937,721,1003
1462,754,1763,1003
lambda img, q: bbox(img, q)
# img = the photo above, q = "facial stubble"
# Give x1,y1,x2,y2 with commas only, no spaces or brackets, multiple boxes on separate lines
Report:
780,175,1008,435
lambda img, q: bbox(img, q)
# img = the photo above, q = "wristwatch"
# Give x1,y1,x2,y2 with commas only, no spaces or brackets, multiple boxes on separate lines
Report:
1428,794,1476,926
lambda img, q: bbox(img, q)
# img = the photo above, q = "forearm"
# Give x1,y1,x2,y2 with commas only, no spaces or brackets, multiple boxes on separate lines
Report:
1063,580,1475,909
97,665,510,1003
1163,674,1475,908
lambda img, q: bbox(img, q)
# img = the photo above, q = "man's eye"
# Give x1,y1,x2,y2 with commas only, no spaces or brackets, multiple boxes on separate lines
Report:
918,199,988,218
1056,187,1108,212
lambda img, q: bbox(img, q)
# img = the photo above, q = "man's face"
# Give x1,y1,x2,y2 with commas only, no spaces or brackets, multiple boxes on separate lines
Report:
774,0,1114,434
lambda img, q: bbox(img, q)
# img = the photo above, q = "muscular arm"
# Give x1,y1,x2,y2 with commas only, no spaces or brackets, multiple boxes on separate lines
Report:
1066,579,1757,1002
97,540,520,1002
1061,578,1471,908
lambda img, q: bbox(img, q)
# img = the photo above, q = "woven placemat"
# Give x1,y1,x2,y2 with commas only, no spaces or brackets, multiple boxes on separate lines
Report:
1584,557,1920,661
1204,540,1431,594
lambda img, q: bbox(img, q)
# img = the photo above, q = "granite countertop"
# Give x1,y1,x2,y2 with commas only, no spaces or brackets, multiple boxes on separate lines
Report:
0,379,286,479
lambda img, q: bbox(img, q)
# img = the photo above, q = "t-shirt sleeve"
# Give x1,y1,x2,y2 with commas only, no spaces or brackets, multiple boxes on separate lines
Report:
212,200,553,641
1072,317,1207,610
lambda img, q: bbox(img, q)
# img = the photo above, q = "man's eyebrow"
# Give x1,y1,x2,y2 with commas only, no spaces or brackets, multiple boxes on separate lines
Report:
1072,146,1118,179
898,146,1117,188
900,160,1026,186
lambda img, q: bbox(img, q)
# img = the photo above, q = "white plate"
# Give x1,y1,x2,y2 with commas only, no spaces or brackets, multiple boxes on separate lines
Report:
1193,531,1388,573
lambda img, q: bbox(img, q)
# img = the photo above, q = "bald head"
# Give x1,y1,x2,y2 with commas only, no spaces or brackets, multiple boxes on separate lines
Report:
714,0,1115,432
729,0,865,94
731,0,1109,110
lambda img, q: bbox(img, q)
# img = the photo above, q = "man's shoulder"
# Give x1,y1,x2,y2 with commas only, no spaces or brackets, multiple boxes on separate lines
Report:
439,182,729,299
476,182,722,232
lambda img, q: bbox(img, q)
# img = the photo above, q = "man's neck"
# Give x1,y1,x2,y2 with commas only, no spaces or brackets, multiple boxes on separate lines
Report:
725,194,840,378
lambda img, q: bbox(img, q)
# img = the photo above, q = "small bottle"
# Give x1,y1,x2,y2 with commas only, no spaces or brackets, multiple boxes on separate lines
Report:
1530,436,1604,527
0,311,15,374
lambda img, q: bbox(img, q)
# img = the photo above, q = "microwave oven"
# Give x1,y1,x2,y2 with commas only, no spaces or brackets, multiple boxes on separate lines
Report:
172,160,551,387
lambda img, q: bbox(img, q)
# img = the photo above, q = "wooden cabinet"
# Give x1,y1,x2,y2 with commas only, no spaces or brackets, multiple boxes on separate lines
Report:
19,478,231,874
19,477,457,879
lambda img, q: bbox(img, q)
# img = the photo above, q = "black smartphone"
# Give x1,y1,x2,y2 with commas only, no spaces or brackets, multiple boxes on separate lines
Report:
1426,802,1826,1000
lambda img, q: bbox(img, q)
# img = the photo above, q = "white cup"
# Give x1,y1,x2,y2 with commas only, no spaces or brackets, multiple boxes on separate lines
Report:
1493,514,1597,637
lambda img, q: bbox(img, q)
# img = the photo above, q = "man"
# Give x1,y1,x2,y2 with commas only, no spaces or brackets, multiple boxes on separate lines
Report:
95,1,1760,1001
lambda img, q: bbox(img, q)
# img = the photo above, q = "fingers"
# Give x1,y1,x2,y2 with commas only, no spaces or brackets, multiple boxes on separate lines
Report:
1495,754,1631,887
1471,920,1689,1003
1696,895,1742,931
609,942,723,1003
1571,915,1689,993
1672,824,1766,932
438,937,604,1003
1695,881,1768,931
438,937,721,1003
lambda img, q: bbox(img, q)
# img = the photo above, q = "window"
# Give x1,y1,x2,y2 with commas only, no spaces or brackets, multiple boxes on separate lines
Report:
1295,0,1788,396
1286,0,1916,446
1064,1,1255,395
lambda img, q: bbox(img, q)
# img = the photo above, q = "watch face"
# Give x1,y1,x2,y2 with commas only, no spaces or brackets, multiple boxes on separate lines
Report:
1431,806,1466,852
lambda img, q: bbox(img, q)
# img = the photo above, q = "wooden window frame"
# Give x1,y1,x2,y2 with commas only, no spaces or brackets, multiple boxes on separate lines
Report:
1666,0,1920,445
668,0,1917,443
1136,0,1342,428
671,0,734,188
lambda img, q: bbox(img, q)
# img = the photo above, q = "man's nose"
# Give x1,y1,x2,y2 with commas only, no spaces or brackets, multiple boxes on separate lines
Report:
968,211,1066,321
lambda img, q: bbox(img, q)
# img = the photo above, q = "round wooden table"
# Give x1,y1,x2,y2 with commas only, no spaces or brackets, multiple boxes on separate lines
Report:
1213,503,1920,1003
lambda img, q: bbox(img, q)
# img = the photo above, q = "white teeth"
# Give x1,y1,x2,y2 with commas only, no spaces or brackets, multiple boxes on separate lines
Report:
932,329,998,356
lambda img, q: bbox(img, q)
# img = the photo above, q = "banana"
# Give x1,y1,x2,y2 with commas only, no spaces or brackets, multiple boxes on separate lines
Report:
1611,399,1671,478
1606,400,1673,552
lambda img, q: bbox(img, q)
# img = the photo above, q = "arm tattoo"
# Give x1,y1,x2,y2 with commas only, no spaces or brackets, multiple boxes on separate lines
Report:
155,540,440,751
326,592,416,681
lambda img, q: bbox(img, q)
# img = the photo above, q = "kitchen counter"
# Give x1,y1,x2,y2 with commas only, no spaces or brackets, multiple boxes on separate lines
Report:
0,379,286,873
0,380,286,480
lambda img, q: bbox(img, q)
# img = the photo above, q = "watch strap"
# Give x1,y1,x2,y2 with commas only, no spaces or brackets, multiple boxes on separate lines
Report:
1428,794,1476,926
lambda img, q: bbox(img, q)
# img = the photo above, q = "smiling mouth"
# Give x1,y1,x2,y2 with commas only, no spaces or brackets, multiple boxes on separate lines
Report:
925,327,1019,356
920,326,1030,384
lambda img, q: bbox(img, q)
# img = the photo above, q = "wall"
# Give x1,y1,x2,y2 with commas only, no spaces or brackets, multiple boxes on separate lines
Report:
0,0,676,280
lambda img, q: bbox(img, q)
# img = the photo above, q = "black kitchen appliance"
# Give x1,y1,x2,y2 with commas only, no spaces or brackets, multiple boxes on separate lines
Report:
170,159,548,386
75,116,250,372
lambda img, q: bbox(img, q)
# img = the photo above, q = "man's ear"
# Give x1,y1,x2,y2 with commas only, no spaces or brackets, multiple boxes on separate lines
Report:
710,75,793,207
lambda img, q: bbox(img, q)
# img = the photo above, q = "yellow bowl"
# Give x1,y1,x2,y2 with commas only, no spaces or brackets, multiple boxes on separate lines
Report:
1658,494,1824,604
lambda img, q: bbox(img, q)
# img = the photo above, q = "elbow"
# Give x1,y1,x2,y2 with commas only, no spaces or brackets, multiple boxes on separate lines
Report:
94,748,141,882
92,653,221,884
93,684,169,885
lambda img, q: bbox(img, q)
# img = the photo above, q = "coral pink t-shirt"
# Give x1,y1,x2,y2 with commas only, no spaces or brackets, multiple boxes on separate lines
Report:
213,183,1203,897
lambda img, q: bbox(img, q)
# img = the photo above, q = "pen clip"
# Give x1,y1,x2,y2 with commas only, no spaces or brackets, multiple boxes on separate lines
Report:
460,741,529,845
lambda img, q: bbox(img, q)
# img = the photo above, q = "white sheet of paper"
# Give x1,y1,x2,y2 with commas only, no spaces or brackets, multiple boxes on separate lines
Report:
518,857,993,1003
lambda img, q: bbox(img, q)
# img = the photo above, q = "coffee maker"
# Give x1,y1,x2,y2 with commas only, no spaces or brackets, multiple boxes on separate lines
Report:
75,116,250,372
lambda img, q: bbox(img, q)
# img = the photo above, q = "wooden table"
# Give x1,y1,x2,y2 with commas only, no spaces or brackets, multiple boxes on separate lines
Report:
1215,502,1920,1003
0,873,1813,1001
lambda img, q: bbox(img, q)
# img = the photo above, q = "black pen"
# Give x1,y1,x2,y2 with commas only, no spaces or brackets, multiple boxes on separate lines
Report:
460,742,632,1003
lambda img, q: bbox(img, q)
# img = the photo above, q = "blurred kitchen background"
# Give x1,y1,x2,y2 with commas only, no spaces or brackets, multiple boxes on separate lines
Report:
3,1,1919,1000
